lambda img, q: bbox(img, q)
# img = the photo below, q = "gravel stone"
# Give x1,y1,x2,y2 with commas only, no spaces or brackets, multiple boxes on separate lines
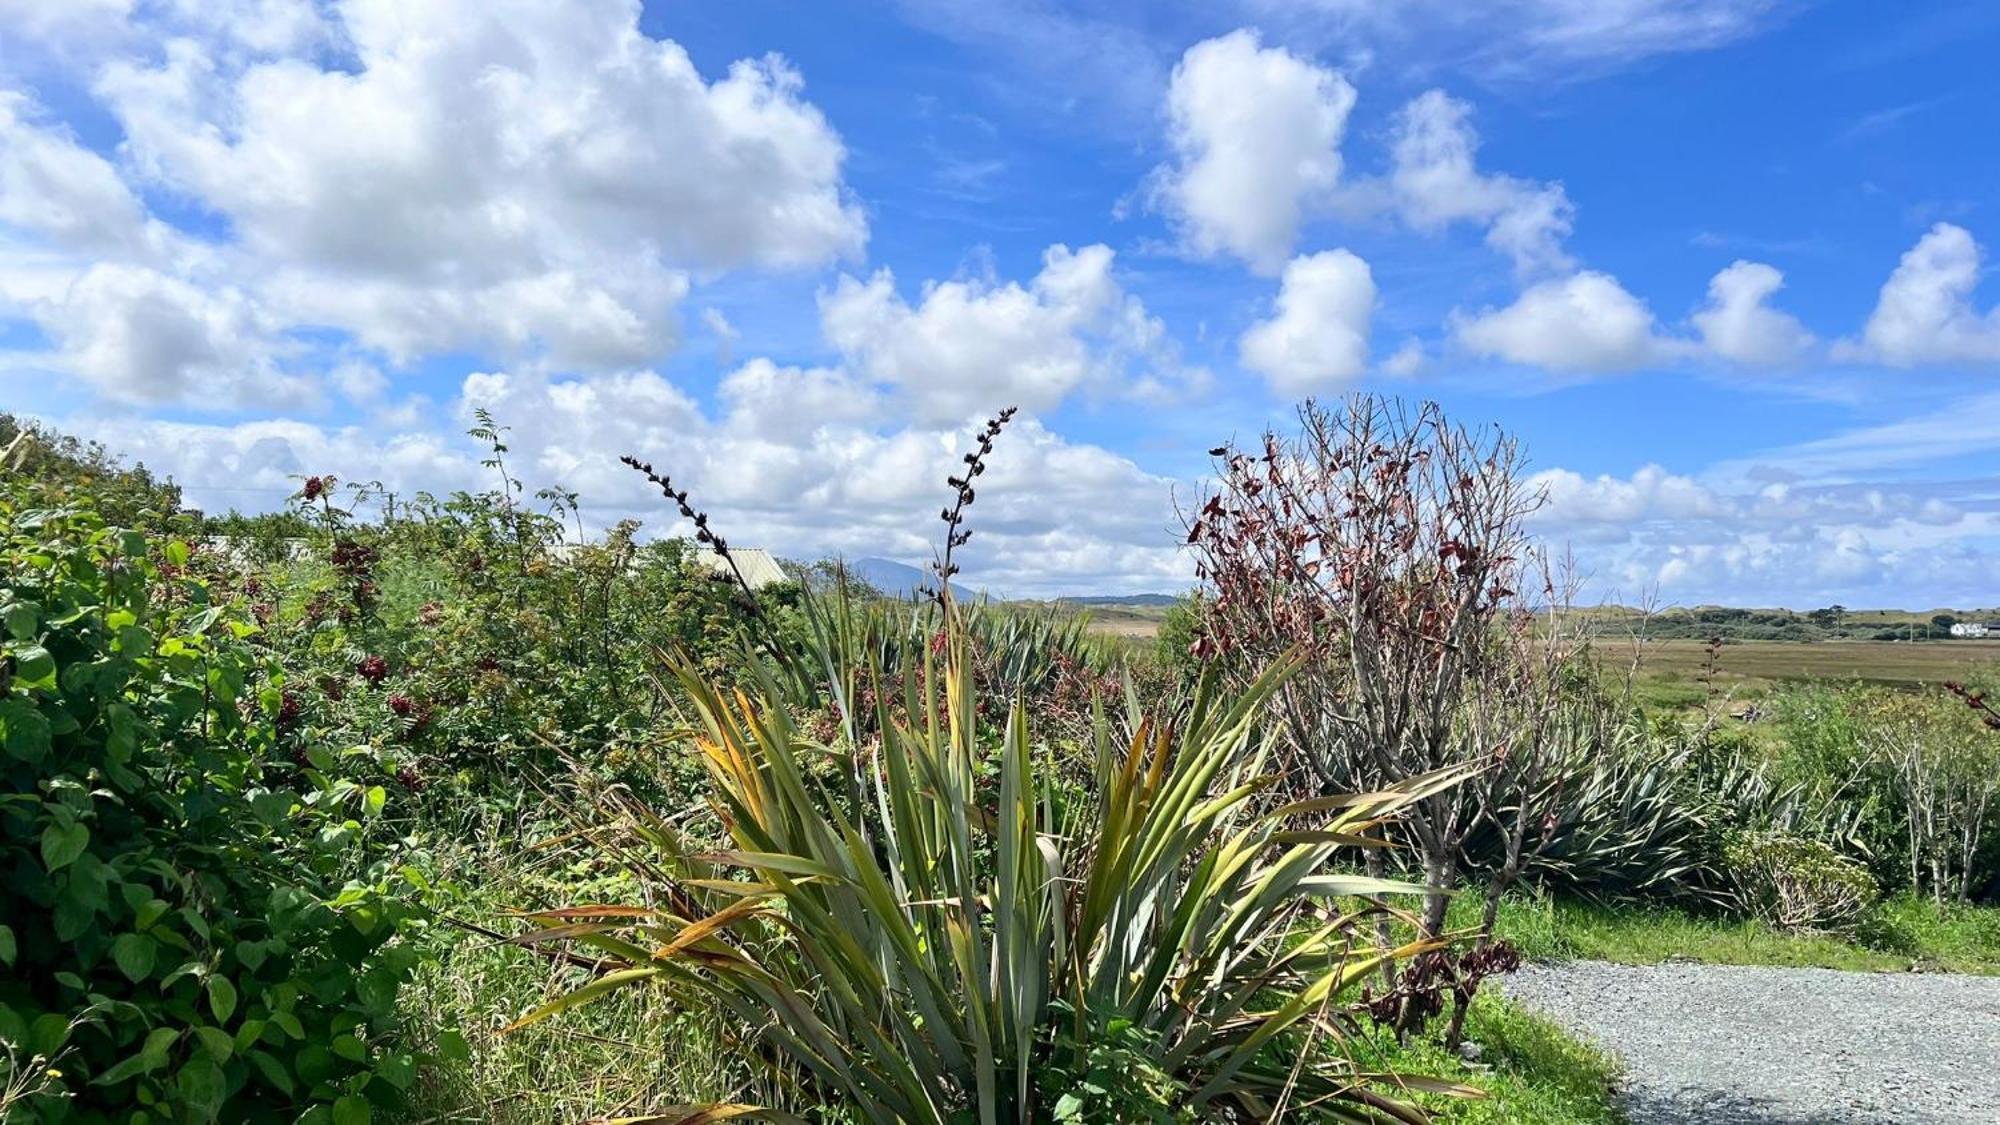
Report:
1501,961,2000,1124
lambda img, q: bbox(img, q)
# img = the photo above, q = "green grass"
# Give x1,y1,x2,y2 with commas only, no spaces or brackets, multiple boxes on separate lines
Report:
392,835,758,1123
1477,890,2000,975
1353,994,1624,1124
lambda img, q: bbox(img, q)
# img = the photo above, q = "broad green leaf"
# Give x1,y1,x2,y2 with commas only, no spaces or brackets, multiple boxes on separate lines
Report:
193,1025,233,1062
28,1013,69,1057
93,1026,179,1086
41,820,89,871
111,933,157,981
3,601,36,641
135,898,171,930
248,1050,295,1097
11,645,55,689
294,1044,333,1083
176,1056,225,1116
1,699,52,762
206,974,238,1024
377,1050,417,1090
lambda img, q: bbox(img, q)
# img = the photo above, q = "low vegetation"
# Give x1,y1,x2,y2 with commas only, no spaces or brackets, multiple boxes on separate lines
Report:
4,399,1997,1123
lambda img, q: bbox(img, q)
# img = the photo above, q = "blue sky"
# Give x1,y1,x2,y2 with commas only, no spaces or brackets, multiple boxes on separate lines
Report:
3,1,2000,606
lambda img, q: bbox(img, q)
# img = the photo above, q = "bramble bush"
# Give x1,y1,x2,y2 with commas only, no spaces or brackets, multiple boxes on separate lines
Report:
0,484,420,1123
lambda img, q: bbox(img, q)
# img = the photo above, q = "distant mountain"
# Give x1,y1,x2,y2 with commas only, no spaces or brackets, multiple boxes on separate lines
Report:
1055,594,1181,608
845,557,975,601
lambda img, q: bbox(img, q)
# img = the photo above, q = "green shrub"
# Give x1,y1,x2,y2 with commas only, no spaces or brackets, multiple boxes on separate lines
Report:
1856,892,2000,966
1724,832,1877,933
0,489,419,1122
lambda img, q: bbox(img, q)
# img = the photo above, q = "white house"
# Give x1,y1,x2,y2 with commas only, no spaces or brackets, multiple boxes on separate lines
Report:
1950,622,1998,638
689,546,789,590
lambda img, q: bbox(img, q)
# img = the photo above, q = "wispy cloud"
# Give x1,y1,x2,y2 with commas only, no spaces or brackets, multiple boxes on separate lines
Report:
1834,94,1954,143
1711,390,2000,483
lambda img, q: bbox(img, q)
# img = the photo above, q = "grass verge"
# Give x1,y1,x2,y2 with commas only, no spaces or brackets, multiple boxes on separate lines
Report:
1353,993,1624,1124
390,834,760,1124
1480,890,2000,975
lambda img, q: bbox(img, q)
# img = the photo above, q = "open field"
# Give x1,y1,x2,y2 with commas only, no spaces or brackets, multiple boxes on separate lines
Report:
1620,637,2000,689
1011,599,1171,640
1073,604,1169,639
1064,601,2000,691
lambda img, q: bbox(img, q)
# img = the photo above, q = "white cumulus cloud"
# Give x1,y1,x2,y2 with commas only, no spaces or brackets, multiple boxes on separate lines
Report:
1692,260,1814,367
1385,90,1574,276
820,243,1188,424
37,263,312,407
38,0,866,384
1238,249,1375,393
1452,270,1670,373
1837,223,2000,366
1148,29,1355,274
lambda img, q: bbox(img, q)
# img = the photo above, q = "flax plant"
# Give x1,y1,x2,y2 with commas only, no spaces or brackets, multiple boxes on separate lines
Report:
507,611,1477,1122
513,410,1476,1121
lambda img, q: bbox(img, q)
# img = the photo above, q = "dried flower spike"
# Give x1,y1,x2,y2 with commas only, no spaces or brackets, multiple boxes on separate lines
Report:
926,406,1016,606
621,454,760,613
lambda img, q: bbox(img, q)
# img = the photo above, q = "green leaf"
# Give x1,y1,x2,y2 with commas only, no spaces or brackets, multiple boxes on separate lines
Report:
112,933,157,982
164,540,190,567
11,645,55,689
294,1044,333,1083
248,1050,295,1097
363,786,386,817
251,790,296,826
28,1013,69,1057
1,699,52,762
193,1026,234,1063
135,898,171,930
271,1011,305,1040
436,1028,470,1062
0,925,14,967
176,1056,225,1116
346,903,382,937
93,1026,179,1086
207,975,238,1024
331,1034,366,1062
357,968,399,1013
332,1095,371,1125
236,938,269,971
40,820,89,871
3,601,36,641
377,1050,416,1090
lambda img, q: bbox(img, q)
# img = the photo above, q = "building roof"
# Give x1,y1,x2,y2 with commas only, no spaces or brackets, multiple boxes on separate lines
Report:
689,546,789,590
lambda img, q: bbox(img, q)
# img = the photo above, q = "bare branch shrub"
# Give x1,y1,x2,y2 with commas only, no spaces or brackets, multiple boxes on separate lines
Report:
1183,394,1544,955
1866,685,2000,903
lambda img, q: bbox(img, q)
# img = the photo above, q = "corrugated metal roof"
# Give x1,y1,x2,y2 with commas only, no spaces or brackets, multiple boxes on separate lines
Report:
690,546,789,590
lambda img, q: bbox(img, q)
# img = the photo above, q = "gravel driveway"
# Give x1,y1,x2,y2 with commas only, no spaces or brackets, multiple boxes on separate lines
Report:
1502,961,2000,1124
